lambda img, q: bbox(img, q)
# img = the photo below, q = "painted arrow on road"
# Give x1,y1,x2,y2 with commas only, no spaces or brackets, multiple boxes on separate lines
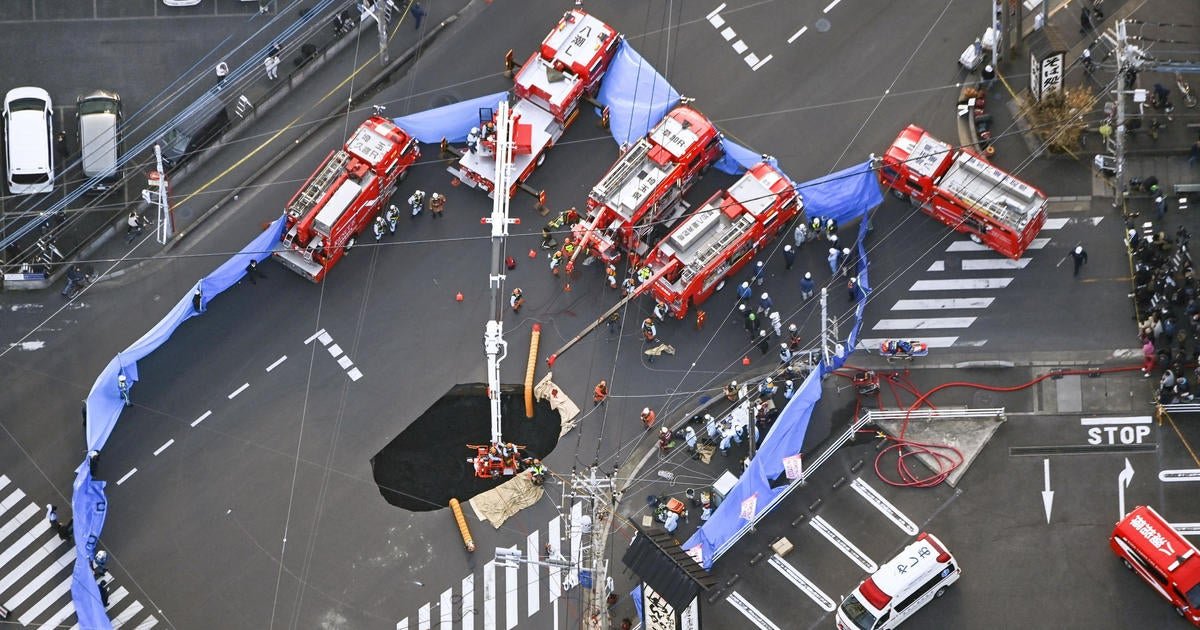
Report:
1041,459,1054,524
1118,458,1135,520
1159,469,1200,483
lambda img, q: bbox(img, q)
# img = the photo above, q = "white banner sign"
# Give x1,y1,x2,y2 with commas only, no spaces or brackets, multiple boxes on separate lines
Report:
740,492,758,520
643,583,677,630
783,454,804,479
1029,51,1041,101
1039,52,1065,99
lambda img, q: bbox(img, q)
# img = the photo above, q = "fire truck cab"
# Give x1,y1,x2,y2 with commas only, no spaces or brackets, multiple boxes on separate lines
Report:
274,115,419,282
1111,505,1200,626
576,104,723,264
878,124,1047,259
448,9,620,199
644,161,800,318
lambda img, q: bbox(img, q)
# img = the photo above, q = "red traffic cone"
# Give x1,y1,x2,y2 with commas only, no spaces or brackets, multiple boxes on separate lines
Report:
456,292,464,302
529,249,537,259
742,356,750,366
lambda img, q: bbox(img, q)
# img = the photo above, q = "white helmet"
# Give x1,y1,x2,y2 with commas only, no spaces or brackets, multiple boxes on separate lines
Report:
730,381,737,387
761,292,769,300
755,260,764,268
1074,245,1083,254
783,244,792,252
642,407,650,415
769,311,780,321
740,281,749,289
738,303,746,312
830,234,838,243
804,272,812,280
416,190,424,196
471,126,479,134
843,247,850,256
95,550,107,562
781,343,788,349
788,323,797,332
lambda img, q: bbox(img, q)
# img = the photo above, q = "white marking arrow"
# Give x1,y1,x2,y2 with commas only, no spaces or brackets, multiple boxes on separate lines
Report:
1041,459,1054,524
1118,458,1135,520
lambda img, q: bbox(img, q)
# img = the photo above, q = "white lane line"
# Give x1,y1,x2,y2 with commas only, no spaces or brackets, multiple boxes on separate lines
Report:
19,573,72,625
1170,523,1200,535
823,0,843,13
962,258,1030,270
0,475,9,492
1160,470,1200,483
0,520,52,580
1042,217,1069,230
732,40,748,53
527,529,540,616
766,555,835,612
483,560,497,630
190,410,212,427
927,260,945,272
337,356,353,369
851,478,918,535
950,237,1051,252
116,468,138,486
6,547,74,610
347,368,363,381
462,574,474,629
397,619,408,630
227,383,249,399
720,27,736,41
505,557,519,630
873,317,976,330
787,25,808,44
891,298,994,310
418,603,430,630
112,600,144,627
1030,237,1050,249
726,591,782,630
439,587,453,629
751,54,773,71
328,343,343,358
303,328,328,345
0,503,38,548
910,278,1012,291
135,616,160,629
153,439,175,456
706,3,726,20
810,515,877,572
857,336,960,350
41,594,78,630
265,355,287,372
547,516,562,602
1080,416,1152,425
0,487,25,512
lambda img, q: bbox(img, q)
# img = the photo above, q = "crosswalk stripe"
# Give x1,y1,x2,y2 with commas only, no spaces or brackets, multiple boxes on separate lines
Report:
0,487,25,513
439,587,453,629
857,337,959,350
547,516,562,602
1042,217,1069,230
0,526,57,593
872,317,976,330
946,237,1049,252
0,475,9,493
891,298,994,310
726,591,781,630
505,560,519,630
111,599,143,627
6,547,74,610
135,616,159,629
483,560,496,630
18,573,72,625
1030,237,1050,249
396,618,408,630
910,278,1012,291
67,585,129,630
926,260,944,272
462,574,474,629
417,602,430,630
526,529,539,616
0,503,39,550
962,258,1030,270
766,555,835,612
40,593,77,630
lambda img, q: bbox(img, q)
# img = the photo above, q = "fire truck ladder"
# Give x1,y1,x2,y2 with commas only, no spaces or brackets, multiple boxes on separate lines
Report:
483,100,521,449
591,141,650,202
679,214,754,286
290,150,350,222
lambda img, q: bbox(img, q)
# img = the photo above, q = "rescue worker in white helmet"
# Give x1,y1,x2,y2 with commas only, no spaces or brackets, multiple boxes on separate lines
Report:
408,190,426,217
372,214,387,241
825,218,838,241
466,126,481,153
385,204,400,234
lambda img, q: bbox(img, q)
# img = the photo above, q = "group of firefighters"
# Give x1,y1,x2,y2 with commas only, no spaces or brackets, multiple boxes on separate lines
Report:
371,190,448,241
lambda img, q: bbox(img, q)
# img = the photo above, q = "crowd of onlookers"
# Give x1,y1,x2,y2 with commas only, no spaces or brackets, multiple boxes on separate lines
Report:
1132,221,1198,403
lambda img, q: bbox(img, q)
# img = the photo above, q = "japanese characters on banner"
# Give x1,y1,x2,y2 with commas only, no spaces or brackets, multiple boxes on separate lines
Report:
680,598,700,630
1029,50,1066,102
642,583,677,630
740,492,758,520
783,453,804,480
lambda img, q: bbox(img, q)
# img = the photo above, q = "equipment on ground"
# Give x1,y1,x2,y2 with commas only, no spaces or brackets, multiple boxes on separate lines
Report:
572,102,724,265
879,339,928,361
444,9,621,200
640,160,801,318
273,113,419,282
877,124,1047,259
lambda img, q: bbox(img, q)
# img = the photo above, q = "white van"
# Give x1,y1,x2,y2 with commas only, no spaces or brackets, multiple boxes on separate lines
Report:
4,87,55,195
76,90,123,192
836,532,960,630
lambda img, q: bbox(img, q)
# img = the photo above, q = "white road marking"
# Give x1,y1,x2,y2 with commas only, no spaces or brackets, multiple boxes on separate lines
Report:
462,574,474,629
317,331,332,345
745,52,759,66
732,39,748,53
303,328,327,345
0,475,8,492
708,14,725,28
5,548,73,610
962,258,1031,270
750,54,773,70
0,513,47,573
891,298,994,310
527,529,540,615
1080,416,1152,425
228,383,249,399
810,515,877,572
116,468,138,486
910,278,1012,291
767,555,835,611
0,486,25,512
418,603,430,630
857,336,960,349
1030,237,1050,249
153,439,175,456
439,587,453,629
506,558,519,630
41,594,79,630
726,591,781,630
787,25,808,44
706,3,726,20
348,368,363,381
1160,470,1200,482
190,410,212,427
112,600,144,627
483,560,496,630
927,260,945,271
851,478,918,535
872,317,976,330
337,356,353,369
1042,217,1069,230
397,618,408,630
19,573,72,625
1171,523,1200,535
0,503,37,545
265,355,287,371
548,516,562,602
328,343,343,358
823,0,843,12
720,27,736,41
135,616,160,629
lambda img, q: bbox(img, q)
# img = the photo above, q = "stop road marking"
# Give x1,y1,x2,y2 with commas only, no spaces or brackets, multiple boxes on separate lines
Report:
1081,416,1152,445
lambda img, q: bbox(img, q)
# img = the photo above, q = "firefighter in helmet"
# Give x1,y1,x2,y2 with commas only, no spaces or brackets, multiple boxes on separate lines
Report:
528,459,547,485
385,204,400,234
408,190,426,217
642,318,657,342
605,264,618,289
809,216,822,237
466,126,481,153
825,218,838,241
510,288,524,313
372,215,387,241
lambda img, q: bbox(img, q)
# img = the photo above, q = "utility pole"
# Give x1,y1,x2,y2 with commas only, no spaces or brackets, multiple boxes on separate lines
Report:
142,144,171,244
1113,20,1128,208
359,1,391,64
563,465,617,630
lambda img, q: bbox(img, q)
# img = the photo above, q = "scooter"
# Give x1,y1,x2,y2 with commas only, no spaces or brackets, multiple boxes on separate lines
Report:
879,339,929,361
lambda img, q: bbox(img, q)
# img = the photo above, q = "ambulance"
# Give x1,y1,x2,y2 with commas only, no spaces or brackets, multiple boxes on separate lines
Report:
1110,505,1200,626
836,532,960,630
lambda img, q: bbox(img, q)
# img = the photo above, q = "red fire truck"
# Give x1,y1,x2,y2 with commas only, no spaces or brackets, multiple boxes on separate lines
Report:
273,115,419,282
643,161,801,318
574,103,724,264
1111,505,1200,626
877,124,1047,259
446,9,620,199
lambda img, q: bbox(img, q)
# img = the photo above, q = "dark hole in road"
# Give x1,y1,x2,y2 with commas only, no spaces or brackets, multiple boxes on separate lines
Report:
370,383,561,511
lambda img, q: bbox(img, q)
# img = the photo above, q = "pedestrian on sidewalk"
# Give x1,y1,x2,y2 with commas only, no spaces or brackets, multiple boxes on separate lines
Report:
430,192,446,218
215,61,229,88
800,271,815,300
409,1,425,29
981,64,996,91
1142,338,1156,376
264,54,280,80
593,380,608,406
640,407,656,430
782,244,795,270
684,426,698,456
1071,245,1088,277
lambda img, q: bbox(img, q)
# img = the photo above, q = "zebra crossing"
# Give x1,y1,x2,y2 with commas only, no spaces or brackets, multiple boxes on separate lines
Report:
395,502,585,630
0,475,158,628
860,215,1097,350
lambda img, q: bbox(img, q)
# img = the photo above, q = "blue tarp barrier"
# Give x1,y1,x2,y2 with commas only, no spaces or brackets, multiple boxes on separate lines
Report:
596,41,680,146
631,584,643,623
714,138,763,176
799,160,885,227
392,91,509,144
72,215,287,628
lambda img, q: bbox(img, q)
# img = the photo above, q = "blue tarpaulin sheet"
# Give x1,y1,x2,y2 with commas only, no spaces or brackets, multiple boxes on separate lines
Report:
392,91,509,144
799,160,885,226
596,41,680,147
72,215,286,628
714,138,762,175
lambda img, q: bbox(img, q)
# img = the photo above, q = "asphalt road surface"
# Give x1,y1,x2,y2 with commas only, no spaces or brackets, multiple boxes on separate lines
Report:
0,0,1196,629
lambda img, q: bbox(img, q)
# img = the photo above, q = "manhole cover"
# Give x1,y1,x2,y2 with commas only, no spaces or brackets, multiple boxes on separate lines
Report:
815,18,831,32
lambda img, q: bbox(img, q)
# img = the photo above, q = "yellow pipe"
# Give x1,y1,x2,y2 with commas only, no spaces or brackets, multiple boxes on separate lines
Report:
526,324,541,418
449,498,475,552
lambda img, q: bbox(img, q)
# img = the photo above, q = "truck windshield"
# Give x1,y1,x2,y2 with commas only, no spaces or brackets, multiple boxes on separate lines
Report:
1187,583,1200,610
839,595,877,630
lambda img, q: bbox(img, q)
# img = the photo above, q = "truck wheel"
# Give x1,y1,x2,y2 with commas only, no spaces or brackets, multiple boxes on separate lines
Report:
1122,559,1134,571
891,189,908,201
536,152,546,167
714,279,726,292
969,233,982,244
345,236,357,254
1179,606,1188,618
934,586,946,598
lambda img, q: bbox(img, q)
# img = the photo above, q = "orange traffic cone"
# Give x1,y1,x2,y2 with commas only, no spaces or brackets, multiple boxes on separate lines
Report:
742,356,750,366
456,292,464,302
563,283,572,292
528,249,537,258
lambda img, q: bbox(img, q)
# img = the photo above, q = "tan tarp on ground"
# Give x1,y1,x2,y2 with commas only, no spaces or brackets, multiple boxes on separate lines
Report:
469,471,544,529
533,372,580,437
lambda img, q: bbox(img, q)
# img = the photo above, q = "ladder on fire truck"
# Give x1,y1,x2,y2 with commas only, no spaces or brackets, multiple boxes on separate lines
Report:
282,150,350,249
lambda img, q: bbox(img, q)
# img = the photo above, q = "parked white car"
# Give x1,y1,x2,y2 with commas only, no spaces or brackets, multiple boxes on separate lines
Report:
4,87,55,195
